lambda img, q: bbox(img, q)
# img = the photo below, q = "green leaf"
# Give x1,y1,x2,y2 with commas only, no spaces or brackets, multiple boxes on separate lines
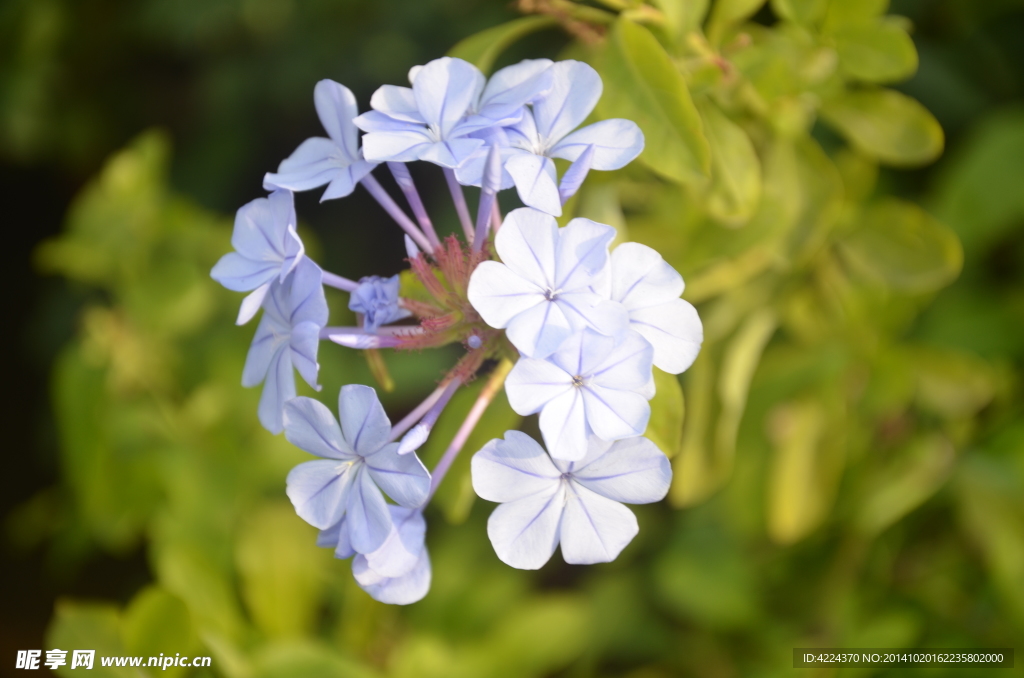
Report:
252,641,380,678
821,89,944,167
598,19,710,185
235,501,330,638
707,0,767,44
771,0,827,25
823,0,889,31
834,18,918,83
647,368,685,458
447,16,557,74
121,586,200,675
651,0,710,41
46,601,124,677
838,198,963,293
698,98,762,226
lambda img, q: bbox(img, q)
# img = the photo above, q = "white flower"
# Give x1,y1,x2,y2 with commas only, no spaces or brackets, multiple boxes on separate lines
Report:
607,242,703,374
472,431,671,569
504,328,653,461
467,208,628,359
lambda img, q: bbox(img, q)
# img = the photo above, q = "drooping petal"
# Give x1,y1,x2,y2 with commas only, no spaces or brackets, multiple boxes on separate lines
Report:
338,384,393,458
282,396,352,459
256,339,295,434
505,154,561,216
550,119,644,170
362,506,426,578
316,516,355,560
467,261,545,329
538,389,590,461
554,218,615,291
236,283,270,325
505,358,573,415
571,436,671,504
290,320,322,390
369,85,425,124
286,459,355,529
281,257,329,327
352,545,431,605
263,137,346,192
210,252,280,292
314,79,361,159
628,300,704,375
241,314,285,387
471,431,561,503
486,484,565,570
588,330,654,391
412,57,485,137
319,158,377,201
532,60,602,146
504,297,573,359
494,208,559,289
346,466,393,554
364,442,431,508
557,145,594,204
580,384,650,442
610,242,684,309
559,483,638,564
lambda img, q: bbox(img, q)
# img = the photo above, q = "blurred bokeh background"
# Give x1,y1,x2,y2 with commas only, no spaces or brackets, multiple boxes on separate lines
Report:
2,0,1023,676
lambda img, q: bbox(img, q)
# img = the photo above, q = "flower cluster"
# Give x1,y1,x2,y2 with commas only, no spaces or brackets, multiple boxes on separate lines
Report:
212,56,703,603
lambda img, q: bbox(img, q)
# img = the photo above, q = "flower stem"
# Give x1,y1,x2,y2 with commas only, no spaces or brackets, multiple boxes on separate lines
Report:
360,174,434,253
427,358,514,501
322,271,359,292
389,380,451,441
388,162,441,250
443,167,475,243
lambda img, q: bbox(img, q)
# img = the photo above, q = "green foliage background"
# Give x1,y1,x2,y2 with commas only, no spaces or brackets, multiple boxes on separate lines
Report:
3,0,1024,676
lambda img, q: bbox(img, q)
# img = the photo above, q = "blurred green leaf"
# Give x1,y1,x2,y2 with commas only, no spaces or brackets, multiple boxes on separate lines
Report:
771,0,827,25
707,0,767,43
834,18,918,83
838,198,962,292
765,398,829,543
698,98,762,226
647,368,685,458
121,586,200,675
823,0,889,30
47,601,124,677
651,0,710,41
447,16,557,74
252,641,379,678
598,19,710,184
912,346,996,418
821,89,944,166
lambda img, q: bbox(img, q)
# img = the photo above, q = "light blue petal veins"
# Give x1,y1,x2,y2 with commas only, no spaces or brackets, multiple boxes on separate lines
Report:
211,252,279,292
314,79,361,158
352,544,431,605
505,298,573,359
453,143,517,189
338,384,392,458
317,516,355,559
494,208,559,288
412,57,485,137
364,442,431,508
548,329,615,380
558,145,594,204
286,459,356,529
467,261,545,329
551,119,645,170
479,59,553,120
471,431,561,503
242,314,285,387
571,436,671,504
257,339,296,434
283,396,352,460
581,384,650,442
554,294,630,342
369,85,425,124
559,483,638,565
347,466,394,554
264,137,347,192
505,358,573,416
555,218,615,291
589,330,654,391
506,154,561,216
486,484,564,570
236,283,270,325
630,300,704,375
283,258,329,327
361,128,435,163
290,320,322,390
354,110,422,133
610,242,684,308
539,388,590,461
532,60,602,146
506,107,541,151
362,506,426,578
320,159,376,201
217,189,303,289
418,138,486,168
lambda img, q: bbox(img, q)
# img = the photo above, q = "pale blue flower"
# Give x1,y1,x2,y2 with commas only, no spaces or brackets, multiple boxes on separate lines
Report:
242,257,328,433
348,274,411,332
263,80,378,201
284,384,431,554
472,432,671,569
467,208,629,359
504,328,654,461
210,189,304,325
352,506,431,605
607,242,704,374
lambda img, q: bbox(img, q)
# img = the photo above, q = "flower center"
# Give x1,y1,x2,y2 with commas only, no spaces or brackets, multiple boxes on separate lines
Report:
571,375,585,388
544,288,559,301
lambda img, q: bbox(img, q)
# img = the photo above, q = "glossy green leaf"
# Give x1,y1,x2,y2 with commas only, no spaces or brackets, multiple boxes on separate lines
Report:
447,16,557,74
821,89,944,166
598,19,710,184
698,98,762,226
835,18,918,83
838,198,963,292
647,368,685,458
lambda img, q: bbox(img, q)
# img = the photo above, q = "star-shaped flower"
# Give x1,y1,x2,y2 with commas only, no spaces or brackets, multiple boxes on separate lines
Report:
504,328,654,461
242,257,328,433
472,431,671,569
348,274,411,332
467,208,628,359
607,242,704,374
263,80,378,201
284,385,431,554
210,189,304,325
